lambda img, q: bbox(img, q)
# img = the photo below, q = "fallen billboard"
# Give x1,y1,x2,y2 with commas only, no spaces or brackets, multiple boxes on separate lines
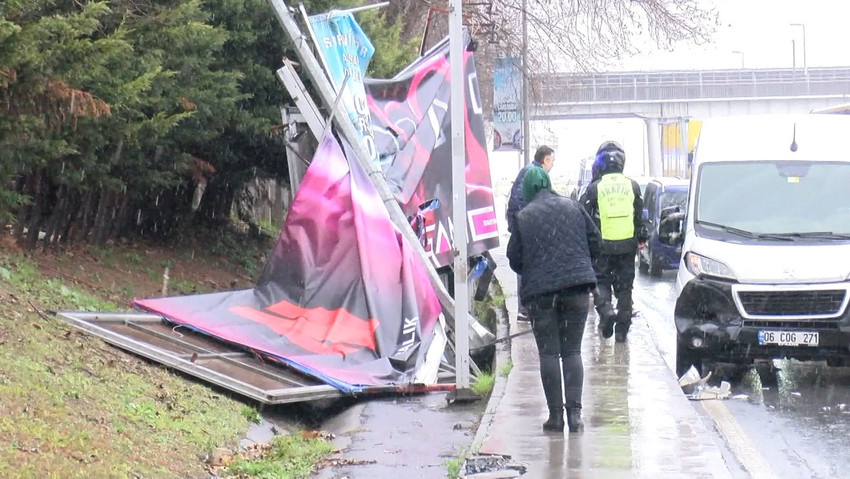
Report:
70,34,498,400
133,134,442,393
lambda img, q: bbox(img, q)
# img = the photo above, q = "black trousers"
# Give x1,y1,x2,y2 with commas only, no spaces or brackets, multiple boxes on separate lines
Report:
527,288,590,408
593,252,636,330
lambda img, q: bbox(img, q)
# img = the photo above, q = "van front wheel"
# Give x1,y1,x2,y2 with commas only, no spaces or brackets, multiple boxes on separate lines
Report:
638,255,650,274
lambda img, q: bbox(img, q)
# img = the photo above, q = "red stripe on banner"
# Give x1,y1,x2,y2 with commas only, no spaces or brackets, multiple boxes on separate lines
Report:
265,300,379,350
228,300,378,356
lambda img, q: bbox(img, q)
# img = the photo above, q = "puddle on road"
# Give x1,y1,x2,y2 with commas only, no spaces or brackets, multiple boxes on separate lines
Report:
731,361,850,425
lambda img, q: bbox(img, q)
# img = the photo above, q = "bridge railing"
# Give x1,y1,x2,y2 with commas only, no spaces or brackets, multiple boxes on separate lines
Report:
534,67,850,104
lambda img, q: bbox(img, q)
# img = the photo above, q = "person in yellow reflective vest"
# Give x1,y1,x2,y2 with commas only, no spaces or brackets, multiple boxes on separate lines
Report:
583,141,648,343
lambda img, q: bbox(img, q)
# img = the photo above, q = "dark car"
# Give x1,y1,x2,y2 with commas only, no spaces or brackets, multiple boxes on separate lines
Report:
638,177,689,276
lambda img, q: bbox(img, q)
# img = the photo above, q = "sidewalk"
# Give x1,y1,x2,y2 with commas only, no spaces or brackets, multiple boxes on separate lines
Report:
475,244,733,478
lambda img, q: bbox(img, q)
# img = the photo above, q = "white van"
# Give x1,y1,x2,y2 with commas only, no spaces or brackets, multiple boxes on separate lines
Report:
660,114,850,376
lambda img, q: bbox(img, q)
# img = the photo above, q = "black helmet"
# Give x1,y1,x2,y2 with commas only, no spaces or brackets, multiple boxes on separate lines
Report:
590,158,603,182
595,140,625,174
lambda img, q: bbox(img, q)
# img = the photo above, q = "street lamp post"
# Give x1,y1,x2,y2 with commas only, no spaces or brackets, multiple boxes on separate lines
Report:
792,39,797,69
521,0,530,166
732,50,745,69
791,23,807,75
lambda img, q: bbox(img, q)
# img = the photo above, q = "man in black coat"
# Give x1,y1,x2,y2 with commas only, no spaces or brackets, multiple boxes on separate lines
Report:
507,166,602,433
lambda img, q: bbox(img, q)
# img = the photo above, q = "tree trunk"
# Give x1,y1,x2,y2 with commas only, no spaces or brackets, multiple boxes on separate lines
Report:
23,168,44,251
13,173,32,243
91,191,112,245
111,190,130,239
59,190,81,248
75,191,95,243
41,184,66,250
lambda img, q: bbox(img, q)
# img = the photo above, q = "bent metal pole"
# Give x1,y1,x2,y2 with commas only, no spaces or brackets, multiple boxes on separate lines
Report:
265,0,474,337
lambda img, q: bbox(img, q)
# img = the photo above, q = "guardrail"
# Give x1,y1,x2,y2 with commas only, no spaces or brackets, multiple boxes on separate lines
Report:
533,67,850,104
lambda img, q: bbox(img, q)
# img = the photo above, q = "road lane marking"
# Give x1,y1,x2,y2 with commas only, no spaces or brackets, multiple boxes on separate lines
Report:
636,295,778,479
700,400,778,479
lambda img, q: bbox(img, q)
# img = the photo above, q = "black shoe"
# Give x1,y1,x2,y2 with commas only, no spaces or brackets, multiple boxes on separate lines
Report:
517,310,530,322
543,409,564,432
615,326,628,343
566,407,583,432
598,316,615,339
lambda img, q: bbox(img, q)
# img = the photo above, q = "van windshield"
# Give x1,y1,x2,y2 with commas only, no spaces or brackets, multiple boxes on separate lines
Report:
695,161,850,236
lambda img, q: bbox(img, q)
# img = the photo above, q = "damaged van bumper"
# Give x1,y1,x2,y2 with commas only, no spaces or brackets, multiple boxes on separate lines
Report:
675,277,850,363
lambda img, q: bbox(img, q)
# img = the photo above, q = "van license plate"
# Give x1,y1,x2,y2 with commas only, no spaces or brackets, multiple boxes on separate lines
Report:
758,330,819,347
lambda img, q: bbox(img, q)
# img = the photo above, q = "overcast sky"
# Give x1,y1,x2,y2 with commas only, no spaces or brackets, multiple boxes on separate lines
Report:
616,0,850,71
489,0,850,186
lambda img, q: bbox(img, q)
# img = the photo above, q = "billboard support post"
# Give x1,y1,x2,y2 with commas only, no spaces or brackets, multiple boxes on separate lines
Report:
448,0,473,398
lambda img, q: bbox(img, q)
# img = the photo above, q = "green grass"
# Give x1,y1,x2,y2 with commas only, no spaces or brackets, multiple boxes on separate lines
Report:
257,220,281,239
472,279,507,333
446,456,463,479
499,360,513,377
471,372,494,396
87,245,115,267
0,253,252,478
2,255,117,311
227,434,333,478
491,291,506,309
123,251,143,265
171,277,200,295
241,405,262,425
144,267,159,281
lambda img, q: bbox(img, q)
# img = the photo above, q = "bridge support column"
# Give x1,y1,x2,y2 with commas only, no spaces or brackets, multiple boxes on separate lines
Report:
645,117,662,177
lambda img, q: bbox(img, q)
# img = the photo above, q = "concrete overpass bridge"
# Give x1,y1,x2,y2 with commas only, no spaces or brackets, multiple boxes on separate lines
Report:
531,67,850,175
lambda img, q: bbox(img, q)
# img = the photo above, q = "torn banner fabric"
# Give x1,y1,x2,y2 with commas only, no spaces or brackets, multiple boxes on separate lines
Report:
134,135,441,393
366,34,499,267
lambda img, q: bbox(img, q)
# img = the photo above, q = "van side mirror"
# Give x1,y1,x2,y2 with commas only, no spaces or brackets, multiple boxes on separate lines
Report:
658,207,685,246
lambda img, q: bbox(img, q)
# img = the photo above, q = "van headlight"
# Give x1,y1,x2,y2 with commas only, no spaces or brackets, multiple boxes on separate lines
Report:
685,252,736,281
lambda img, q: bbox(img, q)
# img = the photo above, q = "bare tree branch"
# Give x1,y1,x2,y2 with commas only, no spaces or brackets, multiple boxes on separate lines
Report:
380,0,717,130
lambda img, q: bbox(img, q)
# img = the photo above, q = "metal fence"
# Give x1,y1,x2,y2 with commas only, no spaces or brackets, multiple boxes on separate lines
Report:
534,67,850,104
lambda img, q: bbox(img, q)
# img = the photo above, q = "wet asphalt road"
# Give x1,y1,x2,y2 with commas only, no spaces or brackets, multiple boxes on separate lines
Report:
637,267,850,479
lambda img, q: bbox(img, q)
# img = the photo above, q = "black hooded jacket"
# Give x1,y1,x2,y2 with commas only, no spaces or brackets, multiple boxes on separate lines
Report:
507,190,602,304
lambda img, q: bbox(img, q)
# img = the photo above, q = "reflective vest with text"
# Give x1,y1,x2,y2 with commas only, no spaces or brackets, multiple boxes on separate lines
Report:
597,173,635,241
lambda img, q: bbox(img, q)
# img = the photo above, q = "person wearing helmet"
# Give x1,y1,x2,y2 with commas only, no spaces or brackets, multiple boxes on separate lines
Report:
507,166,602,432
506,145,555,320
578,157,603,205
583,141,647,342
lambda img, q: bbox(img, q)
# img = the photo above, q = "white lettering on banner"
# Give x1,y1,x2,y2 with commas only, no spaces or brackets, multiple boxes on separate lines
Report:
398,317,420,353
426,98,449,149
467,206,500,242
357,116,372,132
322,32,356,49
363,135,377,160
424,221,453,266
355,95,368,115
468,72,483,115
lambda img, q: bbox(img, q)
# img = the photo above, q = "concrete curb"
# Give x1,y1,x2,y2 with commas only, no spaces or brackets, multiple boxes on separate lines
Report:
469,298,512,454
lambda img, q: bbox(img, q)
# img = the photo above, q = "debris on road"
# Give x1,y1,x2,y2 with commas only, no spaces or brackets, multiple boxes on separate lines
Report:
461,454,527,478
678,365,731,400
